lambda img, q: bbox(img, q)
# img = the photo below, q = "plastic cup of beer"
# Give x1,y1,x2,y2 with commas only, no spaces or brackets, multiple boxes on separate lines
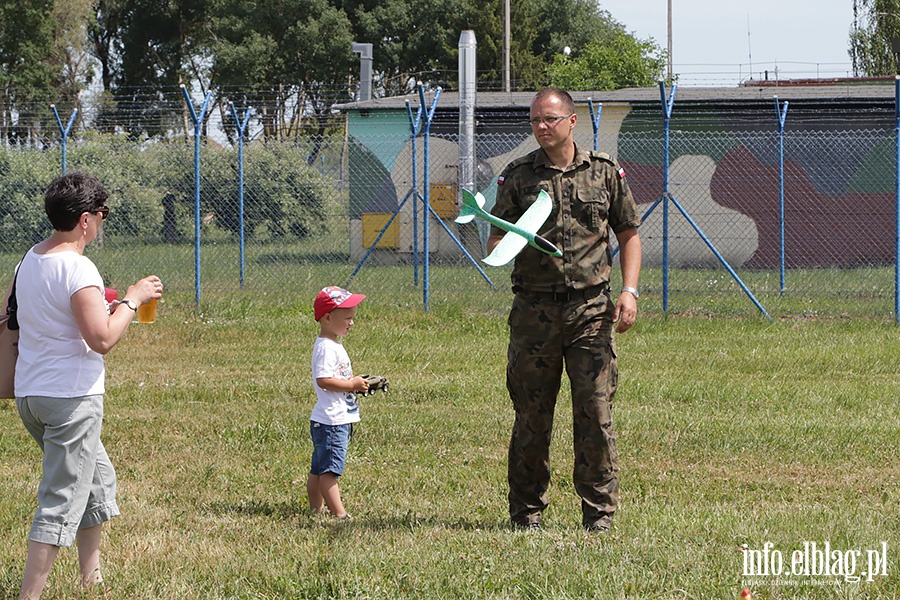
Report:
137,298,159,323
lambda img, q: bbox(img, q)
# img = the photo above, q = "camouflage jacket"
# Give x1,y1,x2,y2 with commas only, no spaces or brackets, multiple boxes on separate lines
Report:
492,145,641,292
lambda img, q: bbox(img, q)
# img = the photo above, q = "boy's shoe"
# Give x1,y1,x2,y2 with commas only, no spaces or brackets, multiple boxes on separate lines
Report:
336,512,352,521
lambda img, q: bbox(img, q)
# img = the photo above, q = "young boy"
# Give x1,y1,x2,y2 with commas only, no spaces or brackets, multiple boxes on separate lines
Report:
307,286,369,520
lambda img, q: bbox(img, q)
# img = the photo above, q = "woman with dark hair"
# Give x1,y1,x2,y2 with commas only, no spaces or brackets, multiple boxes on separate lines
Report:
2,171,163,598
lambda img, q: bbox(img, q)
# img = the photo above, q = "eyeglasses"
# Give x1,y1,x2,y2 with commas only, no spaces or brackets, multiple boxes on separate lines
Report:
91,206,110,220
528,114,574,127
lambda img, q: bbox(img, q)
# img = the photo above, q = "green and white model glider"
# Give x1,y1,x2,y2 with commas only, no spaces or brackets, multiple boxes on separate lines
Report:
455,188,562,266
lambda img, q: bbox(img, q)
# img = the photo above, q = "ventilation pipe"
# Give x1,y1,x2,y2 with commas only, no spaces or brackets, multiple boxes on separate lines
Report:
458,30,480,253
458,30,477,198
352,43,373,102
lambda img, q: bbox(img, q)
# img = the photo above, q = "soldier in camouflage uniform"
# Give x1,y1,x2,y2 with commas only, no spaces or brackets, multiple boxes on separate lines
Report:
489,88,642,533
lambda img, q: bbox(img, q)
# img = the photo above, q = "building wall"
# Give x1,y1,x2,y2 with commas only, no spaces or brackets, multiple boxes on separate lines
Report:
346,98,896,269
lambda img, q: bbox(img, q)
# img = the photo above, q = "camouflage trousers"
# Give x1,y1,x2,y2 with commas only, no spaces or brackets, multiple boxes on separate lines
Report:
506,288,619,528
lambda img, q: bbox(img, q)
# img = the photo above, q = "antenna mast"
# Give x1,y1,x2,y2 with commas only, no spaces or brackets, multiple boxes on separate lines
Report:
747,14,753,80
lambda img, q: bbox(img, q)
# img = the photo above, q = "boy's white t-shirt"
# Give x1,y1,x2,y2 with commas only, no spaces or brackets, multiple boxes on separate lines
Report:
14,248,107,397
310,336,360,425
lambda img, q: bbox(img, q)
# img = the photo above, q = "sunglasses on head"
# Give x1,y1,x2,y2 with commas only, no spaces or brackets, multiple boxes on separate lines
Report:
91,206,110,220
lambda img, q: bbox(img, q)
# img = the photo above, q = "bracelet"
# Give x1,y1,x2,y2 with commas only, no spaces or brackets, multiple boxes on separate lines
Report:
621,286,640,299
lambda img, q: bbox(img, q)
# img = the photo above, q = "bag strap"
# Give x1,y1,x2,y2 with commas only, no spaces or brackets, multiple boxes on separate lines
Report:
6,250,27,331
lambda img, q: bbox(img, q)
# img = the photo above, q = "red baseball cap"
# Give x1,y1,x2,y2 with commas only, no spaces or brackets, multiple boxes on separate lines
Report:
314,286,366,321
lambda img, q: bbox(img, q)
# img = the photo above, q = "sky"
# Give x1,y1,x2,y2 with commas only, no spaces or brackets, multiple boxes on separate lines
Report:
598,0,857,86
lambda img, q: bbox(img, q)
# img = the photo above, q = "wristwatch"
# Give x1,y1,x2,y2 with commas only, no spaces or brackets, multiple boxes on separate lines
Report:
621,286,640,299
120,299,138,312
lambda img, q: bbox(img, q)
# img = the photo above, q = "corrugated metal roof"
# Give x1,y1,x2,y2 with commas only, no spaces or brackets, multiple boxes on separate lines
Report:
333,81,898,112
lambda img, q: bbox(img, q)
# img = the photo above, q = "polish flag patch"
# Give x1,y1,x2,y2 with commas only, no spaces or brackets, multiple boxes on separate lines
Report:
617,167,626,179
497,175,505,185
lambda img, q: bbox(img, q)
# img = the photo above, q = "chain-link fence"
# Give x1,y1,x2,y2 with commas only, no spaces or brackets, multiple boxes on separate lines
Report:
1,91,898,320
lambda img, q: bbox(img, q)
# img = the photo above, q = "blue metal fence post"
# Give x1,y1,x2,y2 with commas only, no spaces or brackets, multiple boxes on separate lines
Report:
228,102,254,288
655,82,771,320
588,100,602,151
180,85,212,307
774,96,789,293
659,82,676,313
407,100,424,285
51,105,78,174
418,85,442,312
894,77,900,323
347,86,492,298
345,99,421,288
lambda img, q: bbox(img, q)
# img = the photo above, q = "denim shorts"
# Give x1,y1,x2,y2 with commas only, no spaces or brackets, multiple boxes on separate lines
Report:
309,421,352,476
16,394,120,547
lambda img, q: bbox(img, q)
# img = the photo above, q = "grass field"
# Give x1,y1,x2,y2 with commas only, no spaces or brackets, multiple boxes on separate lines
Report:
1,293,898,599
3,233,899,321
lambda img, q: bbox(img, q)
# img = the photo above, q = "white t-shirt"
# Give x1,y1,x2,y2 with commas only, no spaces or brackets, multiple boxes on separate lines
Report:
310,336,360,425
14,248,106,398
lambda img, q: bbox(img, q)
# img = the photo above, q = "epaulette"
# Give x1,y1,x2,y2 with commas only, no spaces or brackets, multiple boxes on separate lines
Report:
589,150,615,165
589,150,626,179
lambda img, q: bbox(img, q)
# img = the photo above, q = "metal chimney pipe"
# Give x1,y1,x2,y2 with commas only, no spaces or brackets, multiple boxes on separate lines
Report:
352,42,373,102
459,30,477,199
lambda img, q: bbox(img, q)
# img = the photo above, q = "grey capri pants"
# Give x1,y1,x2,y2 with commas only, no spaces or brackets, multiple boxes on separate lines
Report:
16,394,120,547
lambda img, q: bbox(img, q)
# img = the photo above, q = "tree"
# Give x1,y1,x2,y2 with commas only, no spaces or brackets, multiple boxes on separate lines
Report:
211,0,356,137
531,0,619,62
91,0,213,137
456,0,545,88
51,0,97,104
0,0,665,144
89,0,125,92
850,0,900,76
547,27,665,91
0,0,56,143
113,0,211,89
337,0,470,96
341,0,662,94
